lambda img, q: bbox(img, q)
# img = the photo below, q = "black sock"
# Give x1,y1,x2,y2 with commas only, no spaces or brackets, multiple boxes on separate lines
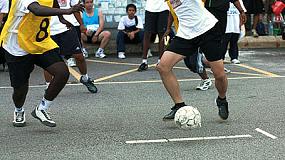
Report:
174,102,186,109
218,96,226,101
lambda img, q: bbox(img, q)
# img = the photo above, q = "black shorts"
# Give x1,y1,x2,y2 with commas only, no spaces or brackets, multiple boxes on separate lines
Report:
74,25,82,45
144,10,169,34
167,26,224,62
4,48,63,88
87,31,97,44
243,0,265,14
51,28,82,56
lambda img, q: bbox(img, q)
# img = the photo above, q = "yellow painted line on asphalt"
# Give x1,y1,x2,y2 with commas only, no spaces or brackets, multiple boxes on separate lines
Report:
94,64,157,83
235,63,280,77
86,59,139,66
68,67,81,81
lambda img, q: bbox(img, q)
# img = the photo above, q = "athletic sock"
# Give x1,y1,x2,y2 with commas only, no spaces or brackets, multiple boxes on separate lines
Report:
218,96,226,101
142,59,147,64
173,102,186,110
15,107,24,113
81,74,89,82
38,97,53,111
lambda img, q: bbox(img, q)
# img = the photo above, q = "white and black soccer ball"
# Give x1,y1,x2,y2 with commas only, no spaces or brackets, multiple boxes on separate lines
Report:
174,106,202,129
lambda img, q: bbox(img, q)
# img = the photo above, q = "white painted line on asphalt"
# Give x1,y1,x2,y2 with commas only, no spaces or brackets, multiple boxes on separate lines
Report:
1,76,285,89
255,128,278,139
126,135,252,144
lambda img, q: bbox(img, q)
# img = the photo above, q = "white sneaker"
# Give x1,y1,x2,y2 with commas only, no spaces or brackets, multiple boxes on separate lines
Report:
118,52,126,59
31,107,56,127
95,51,106,58
147,49,153,58
82,48,88,58
196,78,212,91
252,29,259,37
13,111,26,127
67,58,76,67
231,59,240,64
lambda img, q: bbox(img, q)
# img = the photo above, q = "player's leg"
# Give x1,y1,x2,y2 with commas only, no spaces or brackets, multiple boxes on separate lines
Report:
156,10,169,60
95,31,111,58
31,49,69,127
4,51,35,127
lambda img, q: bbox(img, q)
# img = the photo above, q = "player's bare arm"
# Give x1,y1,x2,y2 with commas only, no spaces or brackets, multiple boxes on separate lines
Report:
27,0,84,17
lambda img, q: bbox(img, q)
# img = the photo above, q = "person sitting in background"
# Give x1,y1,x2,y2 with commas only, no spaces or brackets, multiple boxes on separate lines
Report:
81,0,111,58
116,3,144,59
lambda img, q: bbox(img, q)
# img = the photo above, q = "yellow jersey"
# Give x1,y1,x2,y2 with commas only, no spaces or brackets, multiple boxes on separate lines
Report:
0,0,58,55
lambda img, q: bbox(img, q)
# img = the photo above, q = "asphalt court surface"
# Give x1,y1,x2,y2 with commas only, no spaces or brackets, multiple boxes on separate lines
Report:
0,48,285,159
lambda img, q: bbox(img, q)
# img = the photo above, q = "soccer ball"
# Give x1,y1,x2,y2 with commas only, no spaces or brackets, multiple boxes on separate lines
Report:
174,106,202,129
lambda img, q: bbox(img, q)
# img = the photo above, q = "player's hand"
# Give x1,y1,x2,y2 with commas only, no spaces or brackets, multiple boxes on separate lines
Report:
163,28,171,39
129,32,135,40
68,4,84,14
240,12,247,25
80,24,87,33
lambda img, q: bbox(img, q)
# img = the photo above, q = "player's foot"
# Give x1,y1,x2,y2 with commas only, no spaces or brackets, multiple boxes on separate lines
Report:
80,76,98,93
196,78,212,91
137,63,148,72
231,59,240,64
31,107,56,127
163,106,181,121
13,111,26,127
82,48,89,58
215,98,229,120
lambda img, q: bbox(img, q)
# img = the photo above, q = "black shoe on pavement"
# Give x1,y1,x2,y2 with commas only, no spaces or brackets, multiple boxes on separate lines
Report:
216,98,229,120
80,76,98,93
137,63,148,72
13,111,26,127
163,105,182,121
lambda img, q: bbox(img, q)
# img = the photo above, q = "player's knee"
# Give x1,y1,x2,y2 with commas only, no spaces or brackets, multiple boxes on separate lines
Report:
104,31,111,39
156,63,170,74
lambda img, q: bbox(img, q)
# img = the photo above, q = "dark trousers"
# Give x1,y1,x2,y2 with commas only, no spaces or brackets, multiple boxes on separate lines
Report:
222,33,240,60
116,30,144,53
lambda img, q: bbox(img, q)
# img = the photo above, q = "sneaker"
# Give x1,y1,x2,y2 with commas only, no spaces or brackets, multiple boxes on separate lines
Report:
118,52,126,59
137,63,148,72
95,51,106,58
82,48,89,58
80,76,98,93
31,107,56,127
162,105,181,121
67,58,76,67
215,98,229,120
147,49,153,58
231,59,240,64
13,111,26,127
252,29,259,37
224,67,231,73
196,78,212,91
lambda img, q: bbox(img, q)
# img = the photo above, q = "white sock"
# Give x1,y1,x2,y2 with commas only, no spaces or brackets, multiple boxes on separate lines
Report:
81,74,89,82
15,107,24,113
97,48,104,53
45,82,50,89
38,97,53,111
142,59,147,64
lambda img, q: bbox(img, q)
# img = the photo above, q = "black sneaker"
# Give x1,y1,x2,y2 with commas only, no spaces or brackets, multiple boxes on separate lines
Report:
162,106,181,121
80,76,98,93
216,98,229,120
13,111,26,127
137,63,148,72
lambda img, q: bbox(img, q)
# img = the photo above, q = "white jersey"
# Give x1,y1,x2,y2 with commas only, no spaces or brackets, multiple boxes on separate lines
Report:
50,0,79,35
173,0,217,40
117,15,143,30
145,0,168,12
0,0,9,13
2,0,37,56
225,1,247,33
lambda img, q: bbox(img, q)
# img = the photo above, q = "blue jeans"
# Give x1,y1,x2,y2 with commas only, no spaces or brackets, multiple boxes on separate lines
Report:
116,30,144,53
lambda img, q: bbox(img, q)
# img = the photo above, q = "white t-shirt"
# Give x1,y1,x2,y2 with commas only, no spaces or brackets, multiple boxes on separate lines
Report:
145,0,168,12
117,15,143,30
173,0,217,40
3,0,37,56
50,0,79,35
0,0,9,13
225,1,247,33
